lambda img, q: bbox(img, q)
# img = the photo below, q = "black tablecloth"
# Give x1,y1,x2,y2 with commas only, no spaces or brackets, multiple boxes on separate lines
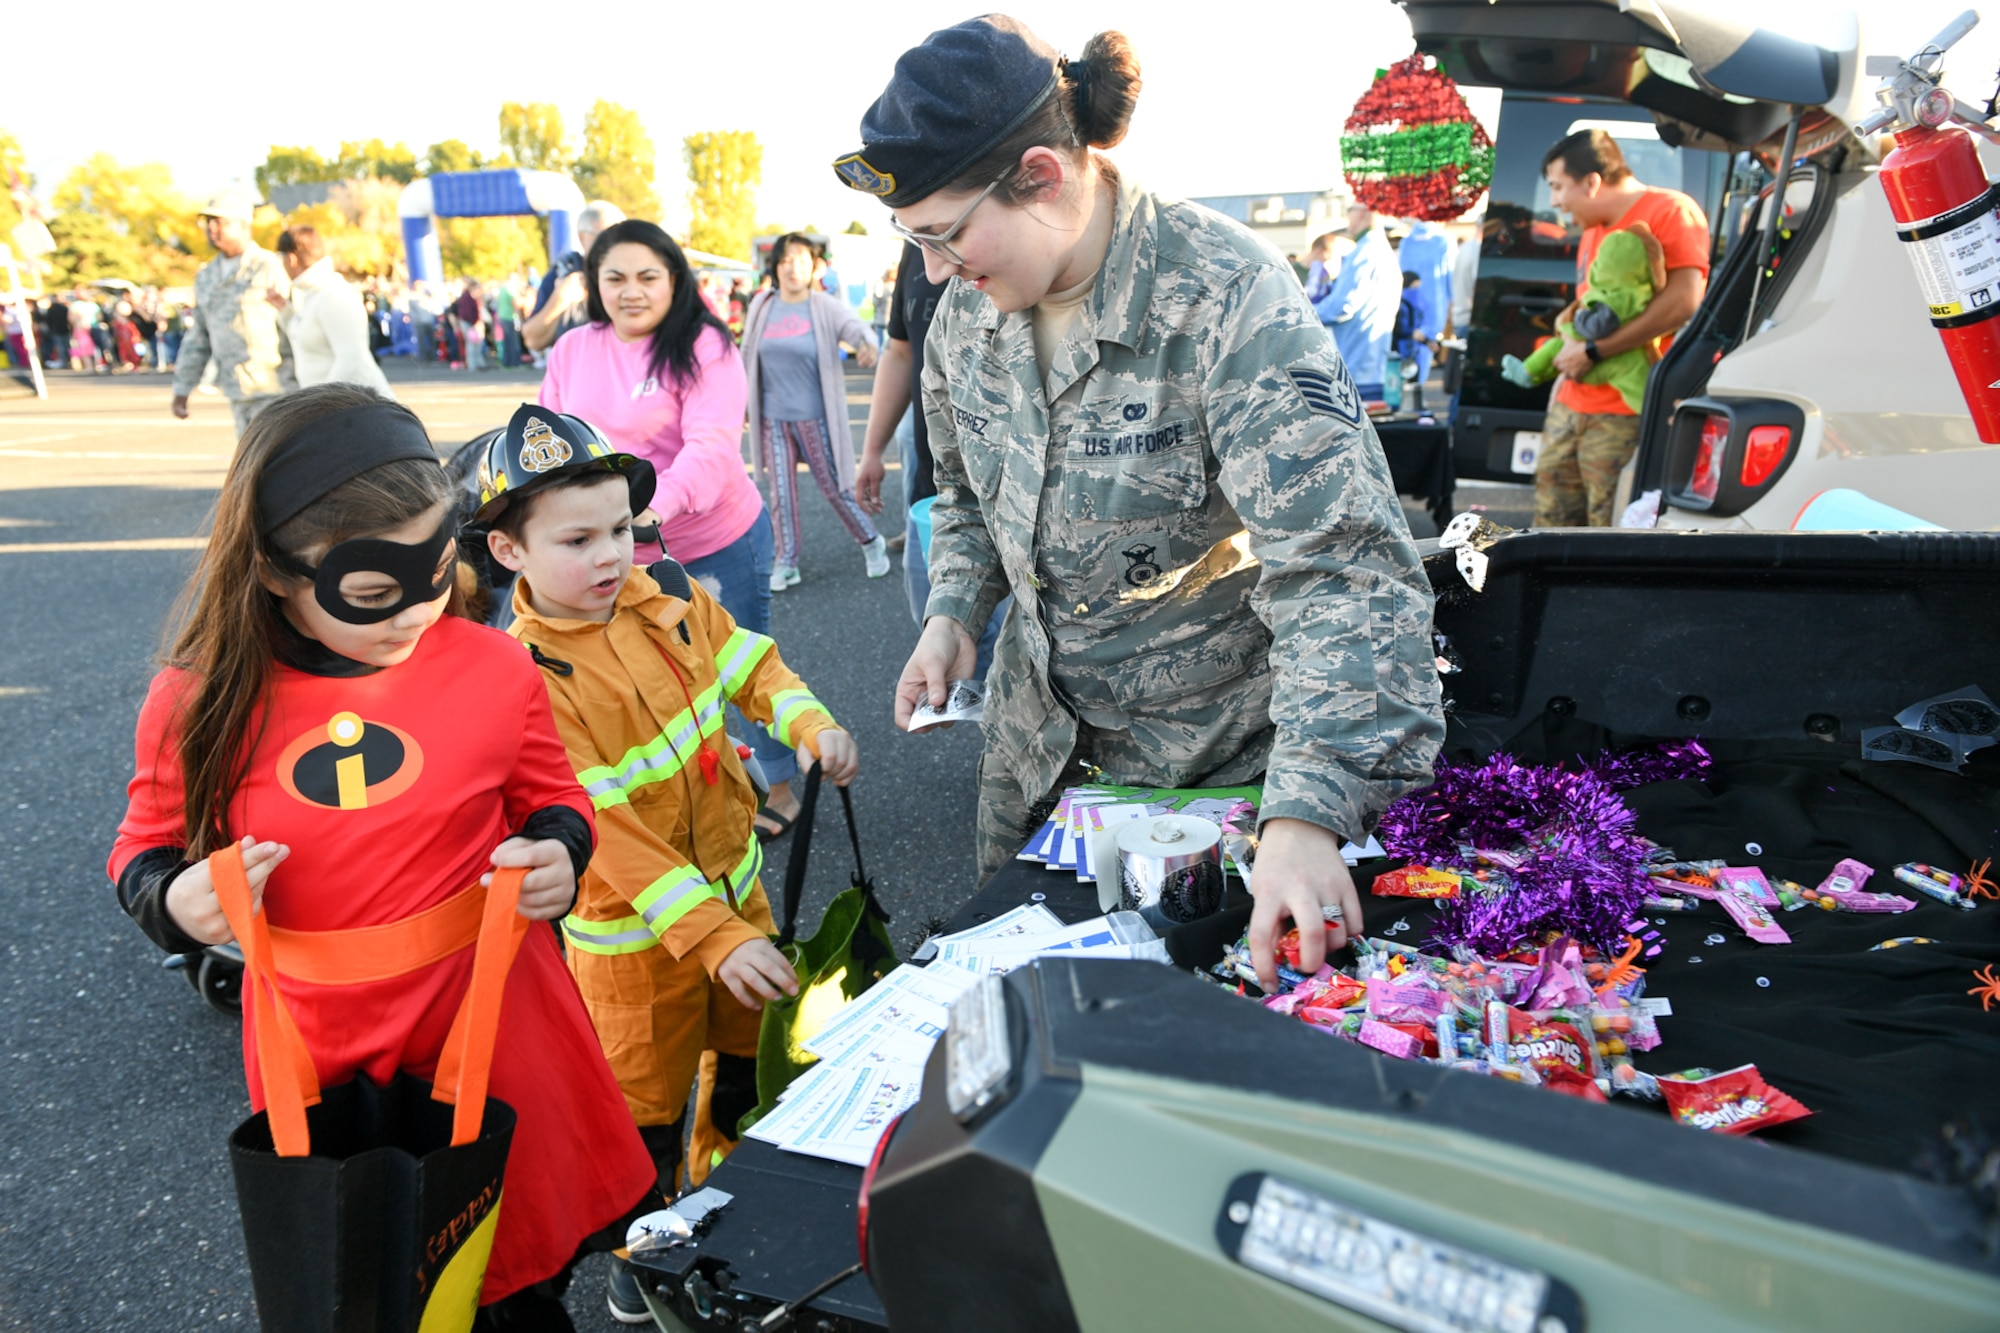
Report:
966,735,2000,1173
668,737,1998,1320
1374,416,1455,529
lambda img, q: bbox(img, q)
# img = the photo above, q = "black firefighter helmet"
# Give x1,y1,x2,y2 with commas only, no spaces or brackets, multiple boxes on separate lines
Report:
472,403,656,527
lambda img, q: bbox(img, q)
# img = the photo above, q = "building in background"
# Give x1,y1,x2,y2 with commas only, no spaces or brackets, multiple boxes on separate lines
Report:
1187,189,1351,259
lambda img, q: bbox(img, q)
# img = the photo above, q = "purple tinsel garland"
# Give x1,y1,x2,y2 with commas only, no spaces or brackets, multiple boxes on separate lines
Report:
1377,740,1712,955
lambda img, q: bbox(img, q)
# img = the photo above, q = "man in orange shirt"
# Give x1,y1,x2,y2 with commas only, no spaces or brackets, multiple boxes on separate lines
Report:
1536,130,1711,526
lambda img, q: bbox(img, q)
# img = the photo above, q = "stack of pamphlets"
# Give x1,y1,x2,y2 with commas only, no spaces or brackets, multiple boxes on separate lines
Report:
744,904,1167,1165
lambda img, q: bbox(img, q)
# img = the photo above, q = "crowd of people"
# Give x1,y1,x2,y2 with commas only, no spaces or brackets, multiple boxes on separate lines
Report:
10,286,189,375
1287,203,1464,403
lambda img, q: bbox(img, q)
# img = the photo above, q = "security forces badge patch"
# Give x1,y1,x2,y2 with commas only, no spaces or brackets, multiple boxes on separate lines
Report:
1112,528,1172,599
833,155,897,197
1286,365,1364,426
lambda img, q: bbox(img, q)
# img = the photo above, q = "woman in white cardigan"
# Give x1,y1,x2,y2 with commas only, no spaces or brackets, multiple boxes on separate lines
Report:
741,233,882,590
270,227,393,395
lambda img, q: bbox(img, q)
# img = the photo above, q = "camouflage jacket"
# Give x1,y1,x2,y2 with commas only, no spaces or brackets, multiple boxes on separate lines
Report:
171,245,295,402
920,173,1444,839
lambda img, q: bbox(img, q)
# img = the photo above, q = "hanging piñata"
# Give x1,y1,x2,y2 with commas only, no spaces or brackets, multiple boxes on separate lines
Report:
1341,53,1494,221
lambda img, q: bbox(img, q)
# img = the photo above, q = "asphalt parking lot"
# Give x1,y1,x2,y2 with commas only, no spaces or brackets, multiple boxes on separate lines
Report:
0,360,1527,1329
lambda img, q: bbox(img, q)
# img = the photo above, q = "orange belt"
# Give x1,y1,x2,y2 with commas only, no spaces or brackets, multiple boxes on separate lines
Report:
210,845,529,1158
267,882,486,986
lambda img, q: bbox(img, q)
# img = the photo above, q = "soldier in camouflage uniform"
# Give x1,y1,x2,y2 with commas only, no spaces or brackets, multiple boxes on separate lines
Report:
839,16,1444,986
170,188,295,435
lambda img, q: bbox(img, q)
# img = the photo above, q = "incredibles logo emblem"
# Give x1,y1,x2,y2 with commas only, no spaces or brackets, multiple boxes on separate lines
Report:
277,711,425,811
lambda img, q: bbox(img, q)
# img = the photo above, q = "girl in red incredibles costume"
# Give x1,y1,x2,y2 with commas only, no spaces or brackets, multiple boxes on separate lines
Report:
108,383,657,1327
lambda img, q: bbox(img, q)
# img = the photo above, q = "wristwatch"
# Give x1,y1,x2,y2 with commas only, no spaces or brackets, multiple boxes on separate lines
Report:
1583,340,1604,364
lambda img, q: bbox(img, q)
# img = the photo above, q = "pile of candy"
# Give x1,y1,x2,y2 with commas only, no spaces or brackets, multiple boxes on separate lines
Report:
1214,925,1667,1100
1209,923,1816,1134
1385,849,1992,927
1208,832,1995,1133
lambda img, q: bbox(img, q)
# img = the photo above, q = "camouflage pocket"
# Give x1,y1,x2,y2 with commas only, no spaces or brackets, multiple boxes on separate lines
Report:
1101,616,1270,710
1063,453,1206,521
1369,589,1441,713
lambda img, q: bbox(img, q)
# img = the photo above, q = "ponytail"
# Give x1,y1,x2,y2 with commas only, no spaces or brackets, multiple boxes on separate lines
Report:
947,29,1143,203
1065,31,1142,151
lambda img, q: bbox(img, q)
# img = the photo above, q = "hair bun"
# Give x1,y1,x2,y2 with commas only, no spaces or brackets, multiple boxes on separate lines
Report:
1073,31,1141,149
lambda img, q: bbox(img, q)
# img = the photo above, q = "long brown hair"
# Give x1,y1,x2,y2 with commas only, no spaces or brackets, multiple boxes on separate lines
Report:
163,384,455,858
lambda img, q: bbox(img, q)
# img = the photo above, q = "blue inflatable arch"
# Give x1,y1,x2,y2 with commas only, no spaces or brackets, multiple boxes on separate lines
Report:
397,169,585,287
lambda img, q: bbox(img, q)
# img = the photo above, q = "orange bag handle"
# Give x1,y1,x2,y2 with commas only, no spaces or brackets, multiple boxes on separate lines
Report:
430,867,530,1146
210,841,322,1157
209,843,530,1156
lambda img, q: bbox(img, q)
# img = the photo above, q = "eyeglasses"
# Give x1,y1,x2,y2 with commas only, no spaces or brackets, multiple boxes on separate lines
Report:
888,176,1006,266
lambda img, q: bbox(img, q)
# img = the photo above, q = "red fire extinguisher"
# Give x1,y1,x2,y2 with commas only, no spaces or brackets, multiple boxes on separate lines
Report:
1863,12,2000,442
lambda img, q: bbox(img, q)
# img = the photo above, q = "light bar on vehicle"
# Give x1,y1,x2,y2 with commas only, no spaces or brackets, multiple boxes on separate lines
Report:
1217,1174,1586,1333
944,973,1014,1121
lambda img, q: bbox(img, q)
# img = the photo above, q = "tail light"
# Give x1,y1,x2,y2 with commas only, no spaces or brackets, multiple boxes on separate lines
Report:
1688,413,1728,504
1664,397,1807,516
1739,424,1792,487
856,1109,907,1271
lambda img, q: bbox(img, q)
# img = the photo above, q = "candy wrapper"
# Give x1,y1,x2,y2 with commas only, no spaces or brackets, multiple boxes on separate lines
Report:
1277,924,1342,971
1263,971,1365,1020
1893,863,1977,910
1711,866,1778,909
1516,939,1595,1012
1489,1005,1605,1102
1359,1018,1434,1060
1660,1065,1813,1135
1587,999,1659,1056
1608,1062,1661,1100
1367,973,1450,1024
1816,859,1875,896
1371,864,1463,899
1717,877,1791,944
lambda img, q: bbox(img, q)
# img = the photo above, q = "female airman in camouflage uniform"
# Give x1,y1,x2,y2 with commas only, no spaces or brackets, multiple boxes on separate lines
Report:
836,16,1444,986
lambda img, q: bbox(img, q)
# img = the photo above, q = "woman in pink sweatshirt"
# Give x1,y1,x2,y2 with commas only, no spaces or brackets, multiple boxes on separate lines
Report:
539,220,803,835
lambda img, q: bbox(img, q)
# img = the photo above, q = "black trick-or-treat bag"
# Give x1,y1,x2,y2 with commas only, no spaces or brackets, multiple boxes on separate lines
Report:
211,842,531,1331
744,762,898,1130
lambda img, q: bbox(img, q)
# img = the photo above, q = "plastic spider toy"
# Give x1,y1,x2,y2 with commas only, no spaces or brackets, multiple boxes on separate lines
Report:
1964,859,1998,902
1970,965,2000,1012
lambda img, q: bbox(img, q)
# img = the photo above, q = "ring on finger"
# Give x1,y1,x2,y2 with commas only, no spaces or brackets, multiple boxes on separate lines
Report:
1319,904,1345,924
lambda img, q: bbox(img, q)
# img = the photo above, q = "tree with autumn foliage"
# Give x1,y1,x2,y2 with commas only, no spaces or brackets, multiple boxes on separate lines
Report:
575,101,660,221
684,131,762,261
258,140,418,195
499,103,572,174
1,131,32,245
45,154,204,287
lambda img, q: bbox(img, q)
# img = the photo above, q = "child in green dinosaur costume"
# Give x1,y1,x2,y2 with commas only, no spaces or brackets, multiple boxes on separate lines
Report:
1503,221,1667,412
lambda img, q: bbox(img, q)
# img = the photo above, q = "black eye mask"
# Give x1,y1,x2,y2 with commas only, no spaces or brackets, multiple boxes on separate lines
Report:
280,513,458,624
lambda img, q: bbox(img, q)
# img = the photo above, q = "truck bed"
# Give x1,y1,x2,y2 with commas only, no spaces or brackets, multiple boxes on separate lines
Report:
638,531,2000,1329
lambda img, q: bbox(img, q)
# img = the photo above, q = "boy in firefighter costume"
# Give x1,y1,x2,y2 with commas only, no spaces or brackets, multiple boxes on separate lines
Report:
477,404,858,1322
109,384,658,1326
